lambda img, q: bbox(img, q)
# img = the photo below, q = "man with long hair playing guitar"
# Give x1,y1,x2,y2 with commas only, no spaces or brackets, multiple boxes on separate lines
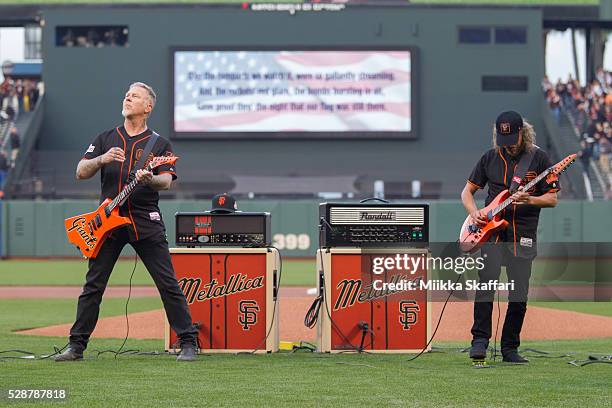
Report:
461,111,560,364
55,82,198,362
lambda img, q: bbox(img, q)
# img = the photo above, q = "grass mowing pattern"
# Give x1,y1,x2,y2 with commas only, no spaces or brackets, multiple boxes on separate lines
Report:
0,296,610,406
0,259,317,287
2,258,609,287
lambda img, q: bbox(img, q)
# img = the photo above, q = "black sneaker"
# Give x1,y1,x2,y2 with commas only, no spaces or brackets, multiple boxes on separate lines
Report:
177,345,197,362
502,351,529,364
54,347,83,362
469,341,488,360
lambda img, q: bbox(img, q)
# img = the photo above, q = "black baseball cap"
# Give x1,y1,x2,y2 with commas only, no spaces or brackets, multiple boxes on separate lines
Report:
495,111,523,147
211,193,237,213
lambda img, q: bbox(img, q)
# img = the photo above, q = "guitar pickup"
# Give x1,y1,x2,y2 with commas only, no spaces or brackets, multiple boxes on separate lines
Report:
94,215,102,228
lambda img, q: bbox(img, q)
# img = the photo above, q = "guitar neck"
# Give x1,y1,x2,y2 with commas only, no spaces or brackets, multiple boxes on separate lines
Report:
491,168,551,217
107,163,154,212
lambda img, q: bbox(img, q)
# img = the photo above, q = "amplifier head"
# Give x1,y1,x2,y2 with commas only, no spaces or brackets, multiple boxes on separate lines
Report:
175,212,271,247
319,202,429,247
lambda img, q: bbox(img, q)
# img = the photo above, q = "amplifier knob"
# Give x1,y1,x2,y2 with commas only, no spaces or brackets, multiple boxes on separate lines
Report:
197,235,210,243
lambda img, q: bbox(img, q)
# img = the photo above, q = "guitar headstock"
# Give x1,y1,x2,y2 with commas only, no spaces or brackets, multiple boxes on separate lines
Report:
148,155,179,170
551,153,576,176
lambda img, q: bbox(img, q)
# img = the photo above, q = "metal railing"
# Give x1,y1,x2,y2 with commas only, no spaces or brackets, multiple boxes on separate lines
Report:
3,94,45,198
541,97,590,199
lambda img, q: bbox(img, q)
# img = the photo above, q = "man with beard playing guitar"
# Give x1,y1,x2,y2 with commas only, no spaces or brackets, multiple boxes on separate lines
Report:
461,111,560,364
55,82,198,362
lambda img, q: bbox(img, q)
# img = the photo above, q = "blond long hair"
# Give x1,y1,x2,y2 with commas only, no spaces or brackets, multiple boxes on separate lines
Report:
492,119,536,152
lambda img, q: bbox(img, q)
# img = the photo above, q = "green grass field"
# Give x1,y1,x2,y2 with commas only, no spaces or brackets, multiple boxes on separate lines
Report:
1,257,609,288
0,297,611,407
0,258,317,287
0,258,611,407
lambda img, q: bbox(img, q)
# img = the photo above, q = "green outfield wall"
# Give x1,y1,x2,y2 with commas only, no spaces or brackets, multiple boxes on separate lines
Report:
1,200,611,258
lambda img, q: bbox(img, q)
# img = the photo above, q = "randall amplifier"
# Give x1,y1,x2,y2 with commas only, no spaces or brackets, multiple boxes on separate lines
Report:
175,212,271,247
319,202,429,247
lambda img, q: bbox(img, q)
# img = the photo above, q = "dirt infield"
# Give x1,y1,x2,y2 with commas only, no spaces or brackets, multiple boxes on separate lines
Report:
13,287,612,342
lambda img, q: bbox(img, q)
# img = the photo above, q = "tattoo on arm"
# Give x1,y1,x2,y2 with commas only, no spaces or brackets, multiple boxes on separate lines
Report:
76,157,102,180
148,173,173,191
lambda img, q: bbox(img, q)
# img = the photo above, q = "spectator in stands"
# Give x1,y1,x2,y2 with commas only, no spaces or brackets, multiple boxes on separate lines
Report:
15,80,24,113
0,150,8,191
578,140,593,177
2,90,18,121
9,127,20,168
25,80,39,108
546,70,612,199
61,29,75,47
547,89,561,123
58,26,128,48
600,135,611,175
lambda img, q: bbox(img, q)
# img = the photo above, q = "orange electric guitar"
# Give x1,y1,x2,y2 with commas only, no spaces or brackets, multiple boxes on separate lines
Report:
459,153,576,253
65,155,178,258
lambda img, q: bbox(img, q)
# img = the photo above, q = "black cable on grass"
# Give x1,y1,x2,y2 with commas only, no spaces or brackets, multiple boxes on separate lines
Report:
94,255,139,358
406,272,463,363
569,354,612,367
38,343,70,360
492,290,501,362
0,342,70,360
239,246,283,355
521,348,573,359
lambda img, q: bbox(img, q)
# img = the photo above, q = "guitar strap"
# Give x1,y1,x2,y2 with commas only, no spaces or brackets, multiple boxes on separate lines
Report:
128,131,159,182
509,146,537,194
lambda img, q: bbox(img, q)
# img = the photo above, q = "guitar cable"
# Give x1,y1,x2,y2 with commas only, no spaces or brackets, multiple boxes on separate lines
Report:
0,255,141,361
0,256,140,361
303,221,373,353
405,272,463,363
95,254,139,358
246,246,283,354
491,289,501,361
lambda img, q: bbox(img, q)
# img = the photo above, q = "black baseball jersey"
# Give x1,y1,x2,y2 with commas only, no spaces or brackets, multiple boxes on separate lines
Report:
468,147,560,258
82,126,177,242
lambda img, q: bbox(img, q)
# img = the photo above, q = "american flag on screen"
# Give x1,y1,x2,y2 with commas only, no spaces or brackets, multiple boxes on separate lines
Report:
174,51,411,132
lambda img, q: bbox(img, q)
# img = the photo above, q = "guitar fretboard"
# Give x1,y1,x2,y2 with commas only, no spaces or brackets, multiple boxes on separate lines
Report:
490,168,552,217
106,162,155,212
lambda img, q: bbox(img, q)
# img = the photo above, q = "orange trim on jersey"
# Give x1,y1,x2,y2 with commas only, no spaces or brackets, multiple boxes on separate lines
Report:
116,127,127,195
158,171,176,176
513,205,517,256
497,149,508,187
125,134,152,241
467,179,482,190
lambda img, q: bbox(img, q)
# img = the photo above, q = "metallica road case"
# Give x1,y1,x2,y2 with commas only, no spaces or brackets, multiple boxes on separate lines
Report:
166,247,279,354
316,248,431,353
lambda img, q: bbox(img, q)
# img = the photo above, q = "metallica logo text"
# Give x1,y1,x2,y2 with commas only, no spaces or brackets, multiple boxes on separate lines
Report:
178,273,264,305
334,274,423,310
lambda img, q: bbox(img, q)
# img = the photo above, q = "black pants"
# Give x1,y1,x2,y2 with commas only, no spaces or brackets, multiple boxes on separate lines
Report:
69,228,198,352
471,244,532,354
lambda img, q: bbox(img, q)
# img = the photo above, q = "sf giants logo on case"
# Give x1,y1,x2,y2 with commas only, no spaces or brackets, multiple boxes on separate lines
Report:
218,196,226,206
399,300,420,331
239,300,259,330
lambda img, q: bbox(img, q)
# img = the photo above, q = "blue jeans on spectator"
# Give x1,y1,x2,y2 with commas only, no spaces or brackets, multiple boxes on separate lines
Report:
0,170,6,191
593,143,600,160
